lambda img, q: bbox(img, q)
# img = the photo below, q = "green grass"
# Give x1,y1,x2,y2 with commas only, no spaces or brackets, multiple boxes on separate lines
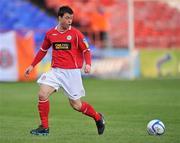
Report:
0,78,180,143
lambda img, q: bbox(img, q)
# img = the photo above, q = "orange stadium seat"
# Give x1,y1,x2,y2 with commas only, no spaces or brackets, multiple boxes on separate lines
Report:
44,0,180,48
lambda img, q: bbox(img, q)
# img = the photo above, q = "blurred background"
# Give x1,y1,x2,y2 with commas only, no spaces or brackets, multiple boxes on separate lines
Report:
0,0,180,81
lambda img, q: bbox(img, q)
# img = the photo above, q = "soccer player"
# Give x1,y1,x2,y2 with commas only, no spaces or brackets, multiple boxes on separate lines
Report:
24,6,105,136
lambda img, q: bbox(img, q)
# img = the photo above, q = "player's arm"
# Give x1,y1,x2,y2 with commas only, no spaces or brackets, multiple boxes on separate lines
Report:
24,34,51,77
77,32,91,73
83,48,91,73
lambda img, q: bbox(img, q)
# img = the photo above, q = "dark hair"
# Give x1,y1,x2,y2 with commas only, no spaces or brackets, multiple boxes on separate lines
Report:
57,6,73,17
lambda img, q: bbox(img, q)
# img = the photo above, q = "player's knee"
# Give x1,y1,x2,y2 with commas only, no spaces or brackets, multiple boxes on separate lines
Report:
70,102,82,111
38,90,48,101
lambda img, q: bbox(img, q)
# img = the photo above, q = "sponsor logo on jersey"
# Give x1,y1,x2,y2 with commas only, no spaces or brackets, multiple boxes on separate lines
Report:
83,38,89,48
67,35,72,40
53,42,71,50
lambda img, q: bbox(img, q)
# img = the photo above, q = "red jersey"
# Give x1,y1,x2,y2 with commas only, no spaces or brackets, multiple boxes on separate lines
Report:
31,26,91,69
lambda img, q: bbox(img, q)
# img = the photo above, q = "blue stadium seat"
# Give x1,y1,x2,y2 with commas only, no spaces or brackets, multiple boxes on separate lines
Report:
0,0,57,48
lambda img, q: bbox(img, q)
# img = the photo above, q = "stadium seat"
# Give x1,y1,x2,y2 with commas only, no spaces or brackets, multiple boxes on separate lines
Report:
1,0,180,48
0,0,57,49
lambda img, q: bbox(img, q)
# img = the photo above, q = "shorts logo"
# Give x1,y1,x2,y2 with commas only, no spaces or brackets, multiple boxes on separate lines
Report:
41,75,46,80
67,35,72,40
53,42,71,50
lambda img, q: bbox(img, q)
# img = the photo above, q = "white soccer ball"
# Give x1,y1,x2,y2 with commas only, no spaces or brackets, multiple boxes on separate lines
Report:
147,119,165,136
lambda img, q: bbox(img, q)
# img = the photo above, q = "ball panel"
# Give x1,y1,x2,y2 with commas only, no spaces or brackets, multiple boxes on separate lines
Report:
147,119,165,136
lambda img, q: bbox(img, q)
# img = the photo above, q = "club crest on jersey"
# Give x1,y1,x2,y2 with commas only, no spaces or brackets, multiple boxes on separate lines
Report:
66,35,72,40
53,42,71,50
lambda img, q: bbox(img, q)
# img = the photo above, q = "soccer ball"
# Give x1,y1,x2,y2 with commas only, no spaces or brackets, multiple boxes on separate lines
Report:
147,119,165,136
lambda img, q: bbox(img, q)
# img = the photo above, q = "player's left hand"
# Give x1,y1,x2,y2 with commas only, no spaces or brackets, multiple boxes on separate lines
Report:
84,64,91,74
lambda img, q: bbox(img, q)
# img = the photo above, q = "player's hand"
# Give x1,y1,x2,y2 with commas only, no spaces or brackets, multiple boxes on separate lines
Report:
24,65,33,77
84,64,91,74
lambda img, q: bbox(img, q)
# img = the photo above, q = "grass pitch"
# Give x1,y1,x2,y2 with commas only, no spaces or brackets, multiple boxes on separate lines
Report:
0,78,180,143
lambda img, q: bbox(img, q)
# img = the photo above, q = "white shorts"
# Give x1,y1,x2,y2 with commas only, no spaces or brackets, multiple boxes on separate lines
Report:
37,68,85,100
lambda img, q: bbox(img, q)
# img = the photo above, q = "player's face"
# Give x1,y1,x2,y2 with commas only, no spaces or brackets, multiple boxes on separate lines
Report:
59,13,73,29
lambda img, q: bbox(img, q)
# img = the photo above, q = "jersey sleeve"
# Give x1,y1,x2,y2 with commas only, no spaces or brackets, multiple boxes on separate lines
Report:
41,33,51,52
31,50,47,67
31,33,51,67
77,31,91,65
77,31,90,51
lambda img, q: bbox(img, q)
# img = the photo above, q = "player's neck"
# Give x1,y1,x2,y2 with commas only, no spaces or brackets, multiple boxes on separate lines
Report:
57,24,70,33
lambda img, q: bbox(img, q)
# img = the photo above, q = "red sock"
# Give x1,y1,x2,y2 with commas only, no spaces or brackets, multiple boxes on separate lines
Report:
38,99,49,128
80,101,101,121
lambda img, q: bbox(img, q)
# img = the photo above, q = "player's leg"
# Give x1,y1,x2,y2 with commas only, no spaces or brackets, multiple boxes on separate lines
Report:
38,84,55,128
57,68,105,134
30,84,55,136
69,98,105,135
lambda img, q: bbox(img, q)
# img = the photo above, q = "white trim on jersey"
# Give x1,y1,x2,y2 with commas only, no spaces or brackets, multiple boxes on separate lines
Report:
73,33,79,68
83,48,90,53
55,25,72,33
40,48,48,52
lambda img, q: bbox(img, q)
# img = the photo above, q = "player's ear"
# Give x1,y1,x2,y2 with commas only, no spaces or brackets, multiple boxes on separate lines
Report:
58,15,64,21
58,16,61,21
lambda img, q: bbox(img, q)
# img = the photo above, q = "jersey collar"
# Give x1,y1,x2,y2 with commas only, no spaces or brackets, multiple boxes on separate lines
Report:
55,25,71,34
